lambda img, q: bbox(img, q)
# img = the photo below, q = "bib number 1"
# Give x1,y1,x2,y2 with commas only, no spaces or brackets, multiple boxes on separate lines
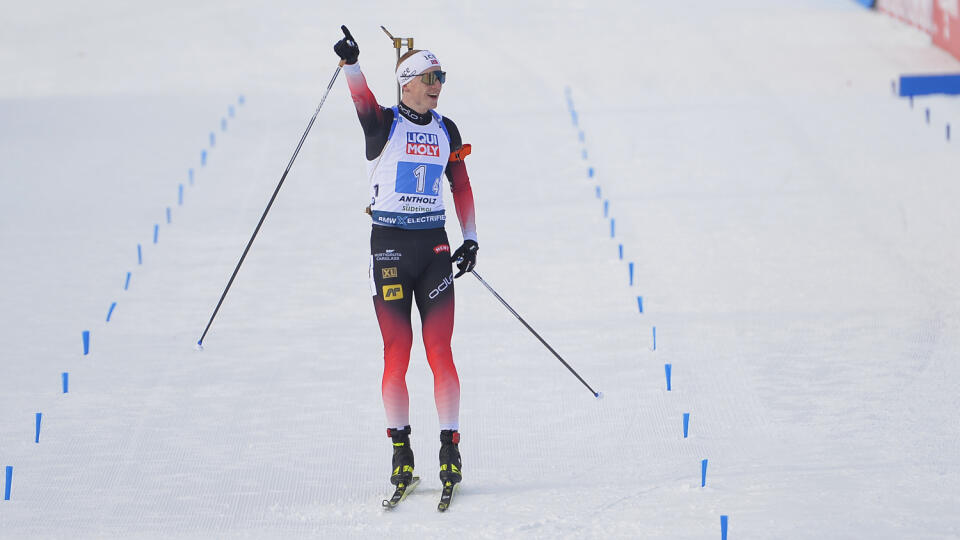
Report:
397,161,443,196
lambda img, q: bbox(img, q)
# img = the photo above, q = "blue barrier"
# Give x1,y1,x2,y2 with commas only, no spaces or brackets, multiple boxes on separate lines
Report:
899,74,960,96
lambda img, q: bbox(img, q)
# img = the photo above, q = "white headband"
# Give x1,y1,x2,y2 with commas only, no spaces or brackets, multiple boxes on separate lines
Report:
396,50,441,87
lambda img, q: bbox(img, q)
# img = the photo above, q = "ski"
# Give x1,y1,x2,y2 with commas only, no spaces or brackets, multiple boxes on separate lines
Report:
437,481,459,512
382,476,420,509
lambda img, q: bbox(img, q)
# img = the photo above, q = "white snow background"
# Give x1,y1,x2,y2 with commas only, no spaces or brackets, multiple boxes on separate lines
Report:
2,1,960,538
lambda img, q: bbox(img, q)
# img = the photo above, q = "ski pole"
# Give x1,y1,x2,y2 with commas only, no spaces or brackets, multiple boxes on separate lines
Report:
471,271,602,398
196,56,347,349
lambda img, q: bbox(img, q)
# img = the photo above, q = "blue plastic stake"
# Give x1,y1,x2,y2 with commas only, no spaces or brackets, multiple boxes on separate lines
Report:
701,459,708,487
637,296,643,313
926,108,930,124
82,330,90,355
228,105,235,118
239,95,246,106
209,132,216,147
581,149,588,160
62,372,69,393
595,186,601,198
178,184,184,206
665,363,672,391
4,466,11,500
683,412,690,438
618,244,623,260
124,272,131,290
221,118,227,131
578,130,585,142
106,302,116,322
947,124,951,141
166,207,171,224
201,150,207,166
628,262,634,286
35,413,42,443
610,218,615,238
721,515,729,540
153,224,159,244
571,110,578,126
588,166,595,178
188,168,195,185
137,244,143,265
652,326,657,351
603,200,609,218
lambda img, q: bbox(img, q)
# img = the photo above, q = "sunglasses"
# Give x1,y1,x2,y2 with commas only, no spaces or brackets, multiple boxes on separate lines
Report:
417,71,446,85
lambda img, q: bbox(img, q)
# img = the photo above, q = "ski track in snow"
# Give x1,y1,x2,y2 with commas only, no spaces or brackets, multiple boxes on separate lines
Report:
3,1,960,538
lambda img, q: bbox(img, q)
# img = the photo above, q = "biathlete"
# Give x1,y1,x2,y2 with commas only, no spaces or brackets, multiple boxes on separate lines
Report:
334,28,479,490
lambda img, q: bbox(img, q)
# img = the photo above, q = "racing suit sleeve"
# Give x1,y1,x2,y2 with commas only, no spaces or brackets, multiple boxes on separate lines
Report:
343,62,394,160
442,117,477,243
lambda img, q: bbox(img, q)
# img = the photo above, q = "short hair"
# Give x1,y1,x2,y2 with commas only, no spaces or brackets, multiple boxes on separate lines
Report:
396,49,423,70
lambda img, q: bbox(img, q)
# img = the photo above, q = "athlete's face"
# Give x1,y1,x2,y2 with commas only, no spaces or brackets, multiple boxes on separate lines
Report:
403,66,442,114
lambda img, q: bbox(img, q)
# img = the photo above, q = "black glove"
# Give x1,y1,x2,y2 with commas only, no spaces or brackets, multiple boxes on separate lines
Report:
451,240,478,278
334,25,359,64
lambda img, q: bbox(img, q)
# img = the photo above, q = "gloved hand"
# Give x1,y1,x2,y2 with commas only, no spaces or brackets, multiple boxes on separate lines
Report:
334,25,359,65
451,240,478,278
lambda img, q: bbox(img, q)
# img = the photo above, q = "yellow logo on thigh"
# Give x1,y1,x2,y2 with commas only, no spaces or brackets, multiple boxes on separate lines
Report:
382,267,398,279
383,284,404,301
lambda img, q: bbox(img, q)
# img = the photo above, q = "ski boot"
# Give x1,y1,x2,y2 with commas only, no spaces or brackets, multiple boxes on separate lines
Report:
388,425,415,486
439,429,462,485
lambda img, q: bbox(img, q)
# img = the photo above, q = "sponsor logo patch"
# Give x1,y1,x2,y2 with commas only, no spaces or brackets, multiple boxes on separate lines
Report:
382,267,398,279
382,284,404,301
433,244,450,254
406,132,440,157
428,272,454,299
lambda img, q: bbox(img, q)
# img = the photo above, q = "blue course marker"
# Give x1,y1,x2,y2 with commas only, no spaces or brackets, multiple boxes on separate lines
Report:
201,150,207,166
62,372,69,393
221,118,227,131
35,413,42,443
153,224,159,244
581,149,588,160
188,168,194,185
637,296,643,313
721,515,729,540
4,466,11,500
595,186,601,198
603,200,609,218
578,130,585,142
82,330,90,355
588,166,595,178
209,132,216,147
899,73,960,96
652,326,657,351
571,110,578,127
628,262,634,286
683,412,690,438
701,459,708,487
137,244,143,265
947,124,951,141
665,363,672,391
124,271,131,291
618,244,623,260
178,184,184,206
166,207,171,224
106,302,117,322
239,95,246,106
228,105,235,118
610,218,615,238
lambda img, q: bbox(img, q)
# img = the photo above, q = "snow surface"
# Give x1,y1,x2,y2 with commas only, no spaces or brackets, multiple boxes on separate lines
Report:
2,1,960,538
